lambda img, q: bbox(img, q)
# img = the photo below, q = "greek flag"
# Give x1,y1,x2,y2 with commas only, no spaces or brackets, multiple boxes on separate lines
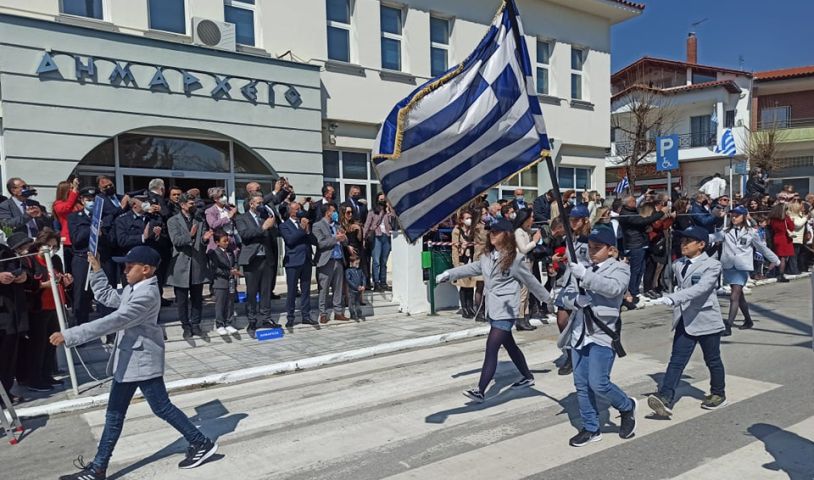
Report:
372,0,550,242
615,176,629,195
715,128,737,157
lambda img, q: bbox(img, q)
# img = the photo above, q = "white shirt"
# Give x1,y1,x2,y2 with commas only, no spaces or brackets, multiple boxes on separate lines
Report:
130,277,152,292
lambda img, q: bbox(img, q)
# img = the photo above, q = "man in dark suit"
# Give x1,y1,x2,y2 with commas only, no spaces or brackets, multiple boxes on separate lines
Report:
278,201,316,330
236,192,281,338
341,185,368,224
67,187,99,326
308,184,336,224
533,190,554,223
115,197,162,254
96,176,130,287
146,179,173,304
511,188,528,212
0,177,50,236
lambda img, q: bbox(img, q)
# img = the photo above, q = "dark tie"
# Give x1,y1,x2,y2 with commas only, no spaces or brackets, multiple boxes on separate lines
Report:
591,264,599,272
681,260,691,277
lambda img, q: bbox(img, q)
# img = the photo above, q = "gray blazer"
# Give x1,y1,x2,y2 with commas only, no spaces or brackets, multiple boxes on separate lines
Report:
313,218,346,268
446,251,550,320
664,253,724,336
166,213,212,288
558,258,630,349
719,226,778,271
63,271,165,382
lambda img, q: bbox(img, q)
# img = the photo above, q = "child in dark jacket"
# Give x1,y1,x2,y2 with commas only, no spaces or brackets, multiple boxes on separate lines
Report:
208,231,241,335
345,256,366,320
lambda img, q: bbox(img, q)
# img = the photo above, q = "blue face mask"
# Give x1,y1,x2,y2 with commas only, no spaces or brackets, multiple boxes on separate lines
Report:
331,211,339,223
84,200,95,212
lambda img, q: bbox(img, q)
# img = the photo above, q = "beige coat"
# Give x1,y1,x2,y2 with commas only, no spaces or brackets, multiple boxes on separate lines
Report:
451,224,485,288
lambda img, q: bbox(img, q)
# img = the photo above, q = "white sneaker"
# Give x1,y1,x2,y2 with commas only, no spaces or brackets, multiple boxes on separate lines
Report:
225,326,238,334
216,327,228,336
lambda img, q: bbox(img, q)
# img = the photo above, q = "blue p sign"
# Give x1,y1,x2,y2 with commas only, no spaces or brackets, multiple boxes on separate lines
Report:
656,135,679,171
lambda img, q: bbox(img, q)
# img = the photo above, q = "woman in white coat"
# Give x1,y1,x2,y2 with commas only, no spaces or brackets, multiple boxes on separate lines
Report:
436,219,550,403
720,205,780,333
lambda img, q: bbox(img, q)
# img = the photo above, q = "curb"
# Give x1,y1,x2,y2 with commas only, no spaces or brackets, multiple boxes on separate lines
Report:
15,325,491,419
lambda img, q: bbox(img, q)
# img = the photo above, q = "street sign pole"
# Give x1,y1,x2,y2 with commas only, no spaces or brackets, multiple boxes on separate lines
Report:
657,135,680,293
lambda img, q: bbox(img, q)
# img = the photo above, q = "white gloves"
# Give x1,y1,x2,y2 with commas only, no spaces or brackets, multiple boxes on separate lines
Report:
653,296,674,306
575,293,592,308
435,271,450,284
569,262,587,279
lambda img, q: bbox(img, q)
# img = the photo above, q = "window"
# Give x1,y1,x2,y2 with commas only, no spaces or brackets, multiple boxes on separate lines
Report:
570,47,584,100
61,0,103,19
761,106,791,129
380,5,403,71
536,41,551,95
118,134,230,172
149,0,186,34
690,115,713,147
430,16,450,77
691,71,716,84
725,109,736,129
322,150,379,204
557,166,592,191
326,0,351,62
487,169,539,203
225,0,256,46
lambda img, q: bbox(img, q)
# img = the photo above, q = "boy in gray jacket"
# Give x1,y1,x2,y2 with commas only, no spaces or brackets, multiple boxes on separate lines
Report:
51,247,217,480
649,226,727,416
560,224,637,447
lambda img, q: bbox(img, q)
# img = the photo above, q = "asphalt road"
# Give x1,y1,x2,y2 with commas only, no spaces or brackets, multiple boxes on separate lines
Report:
4,278,813,480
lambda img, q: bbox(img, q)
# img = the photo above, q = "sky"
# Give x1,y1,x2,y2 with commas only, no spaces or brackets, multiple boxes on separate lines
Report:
611,0,814,73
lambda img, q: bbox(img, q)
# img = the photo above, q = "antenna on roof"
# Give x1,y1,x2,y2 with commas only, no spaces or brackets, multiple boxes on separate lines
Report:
738,55,745,70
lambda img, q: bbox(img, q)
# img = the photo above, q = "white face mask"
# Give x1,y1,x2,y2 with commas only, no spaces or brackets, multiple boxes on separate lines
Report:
463,218,472,227
220,196,228,204
509,213,517,220
141,202,151,212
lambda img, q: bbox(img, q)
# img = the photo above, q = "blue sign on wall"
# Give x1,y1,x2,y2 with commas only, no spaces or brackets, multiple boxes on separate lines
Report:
656,135,680,172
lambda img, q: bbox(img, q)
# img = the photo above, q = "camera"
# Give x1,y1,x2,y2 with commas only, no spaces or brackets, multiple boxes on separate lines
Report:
21,188,38,198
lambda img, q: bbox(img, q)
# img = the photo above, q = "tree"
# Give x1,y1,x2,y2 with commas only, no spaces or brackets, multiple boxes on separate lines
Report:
611,85,677,192
742,118,789,174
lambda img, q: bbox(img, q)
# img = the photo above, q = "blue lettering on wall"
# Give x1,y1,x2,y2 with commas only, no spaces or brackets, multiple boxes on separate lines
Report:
148,68,170,91
75,56,96,81
109,62,136,87
182,71,202,95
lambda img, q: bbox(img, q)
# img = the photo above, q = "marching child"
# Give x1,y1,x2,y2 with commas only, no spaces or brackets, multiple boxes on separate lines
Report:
560,224,637,447
345,254,366,320
649,226,728,416
208,231,241,335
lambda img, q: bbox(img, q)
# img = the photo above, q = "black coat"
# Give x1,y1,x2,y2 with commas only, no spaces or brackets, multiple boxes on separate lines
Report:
618,206,664,250
0,244,28,335
208,248,236,289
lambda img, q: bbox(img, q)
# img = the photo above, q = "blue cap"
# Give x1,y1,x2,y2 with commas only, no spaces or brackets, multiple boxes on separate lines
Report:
113,246,161,267
588,224,616,246
569,205,590,219
730,205,748,216
490,218,514,232
677,226,709,243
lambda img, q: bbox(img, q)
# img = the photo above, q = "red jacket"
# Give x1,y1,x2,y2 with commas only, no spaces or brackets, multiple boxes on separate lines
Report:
52,190,82,246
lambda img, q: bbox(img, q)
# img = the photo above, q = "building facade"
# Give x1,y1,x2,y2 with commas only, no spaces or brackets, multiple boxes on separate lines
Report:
0,0,641,209
607,33,753,196
752,66,814,195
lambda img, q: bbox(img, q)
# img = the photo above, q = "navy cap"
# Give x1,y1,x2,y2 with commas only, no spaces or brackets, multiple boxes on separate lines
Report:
588,224,616,246
113,246,161,267
677,226,709,243
490,218,514,232
569,205,590,219
79,187,97,197
730,205,748,216
7,232,34,251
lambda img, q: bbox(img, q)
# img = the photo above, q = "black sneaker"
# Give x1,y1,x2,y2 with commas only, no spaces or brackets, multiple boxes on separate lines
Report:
27,383,54,392
510,377,535,389
569,429,602,447
700,394,728,410
647,394,673,417
557,358,573,376
182,329,193,340
462,388,485,403
618,397,637,439
59,456,106,480
178,439,218,469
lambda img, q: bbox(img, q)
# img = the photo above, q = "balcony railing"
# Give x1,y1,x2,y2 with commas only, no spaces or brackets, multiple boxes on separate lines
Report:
613,132,717,156
757,117,814,130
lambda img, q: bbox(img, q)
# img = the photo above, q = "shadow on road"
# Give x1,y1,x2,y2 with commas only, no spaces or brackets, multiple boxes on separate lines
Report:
748,305,813,336
107,400,247,479
748,423,814,480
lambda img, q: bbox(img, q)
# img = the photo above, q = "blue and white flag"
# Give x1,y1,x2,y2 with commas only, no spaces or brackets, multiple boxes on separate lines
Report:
372,0,550,242
715,128,737,157
615,176,629,195
88,196,104,256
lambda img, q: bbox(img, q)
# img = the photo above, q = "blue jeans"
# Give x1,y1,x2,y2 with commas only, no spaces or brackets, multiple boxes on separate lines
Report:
659,320,725,405
371,235,392,286
93,377,207,470
572,343,633,433
625,247,647,297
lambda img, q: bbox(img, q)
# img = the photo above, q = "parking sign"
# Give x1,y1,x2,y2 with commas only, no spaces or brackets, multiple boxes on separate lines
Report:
656,135,679,171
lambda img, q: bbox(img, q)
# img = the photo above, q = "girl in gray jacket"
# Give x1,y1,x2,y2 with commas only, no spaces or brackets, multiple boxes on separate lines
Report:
719,206,779,333
437,219,550,403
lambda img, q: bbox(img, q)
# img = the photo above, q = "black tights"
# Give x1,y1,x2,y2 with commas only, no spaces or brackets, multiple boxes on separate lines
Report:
727,284,752,326
478,326,533,393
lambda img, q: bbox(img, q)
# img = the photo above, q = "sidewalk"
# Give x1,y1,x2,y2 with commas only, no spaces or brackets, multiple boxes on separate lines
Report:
11,271,811,418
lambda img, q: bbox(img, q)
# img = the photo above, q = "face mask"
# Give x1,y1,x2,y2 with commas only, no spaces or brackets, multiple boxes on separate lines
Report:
103,185,115,196
569,198,576,206
463,218,472,227
288,193,296,202
84,200,95,212
21,188,38,198
220,196,228,204
302,203,310,212
516,196,524,201
141,202,151,212
509,213,517,220
331,211,339,223
352,193,360,199
378,200,387,206
188,206,197,216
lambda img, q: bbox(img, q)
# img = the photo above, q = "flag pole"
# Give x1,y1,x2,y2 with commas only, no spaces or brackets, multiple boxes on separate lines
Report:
542,153,578,264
